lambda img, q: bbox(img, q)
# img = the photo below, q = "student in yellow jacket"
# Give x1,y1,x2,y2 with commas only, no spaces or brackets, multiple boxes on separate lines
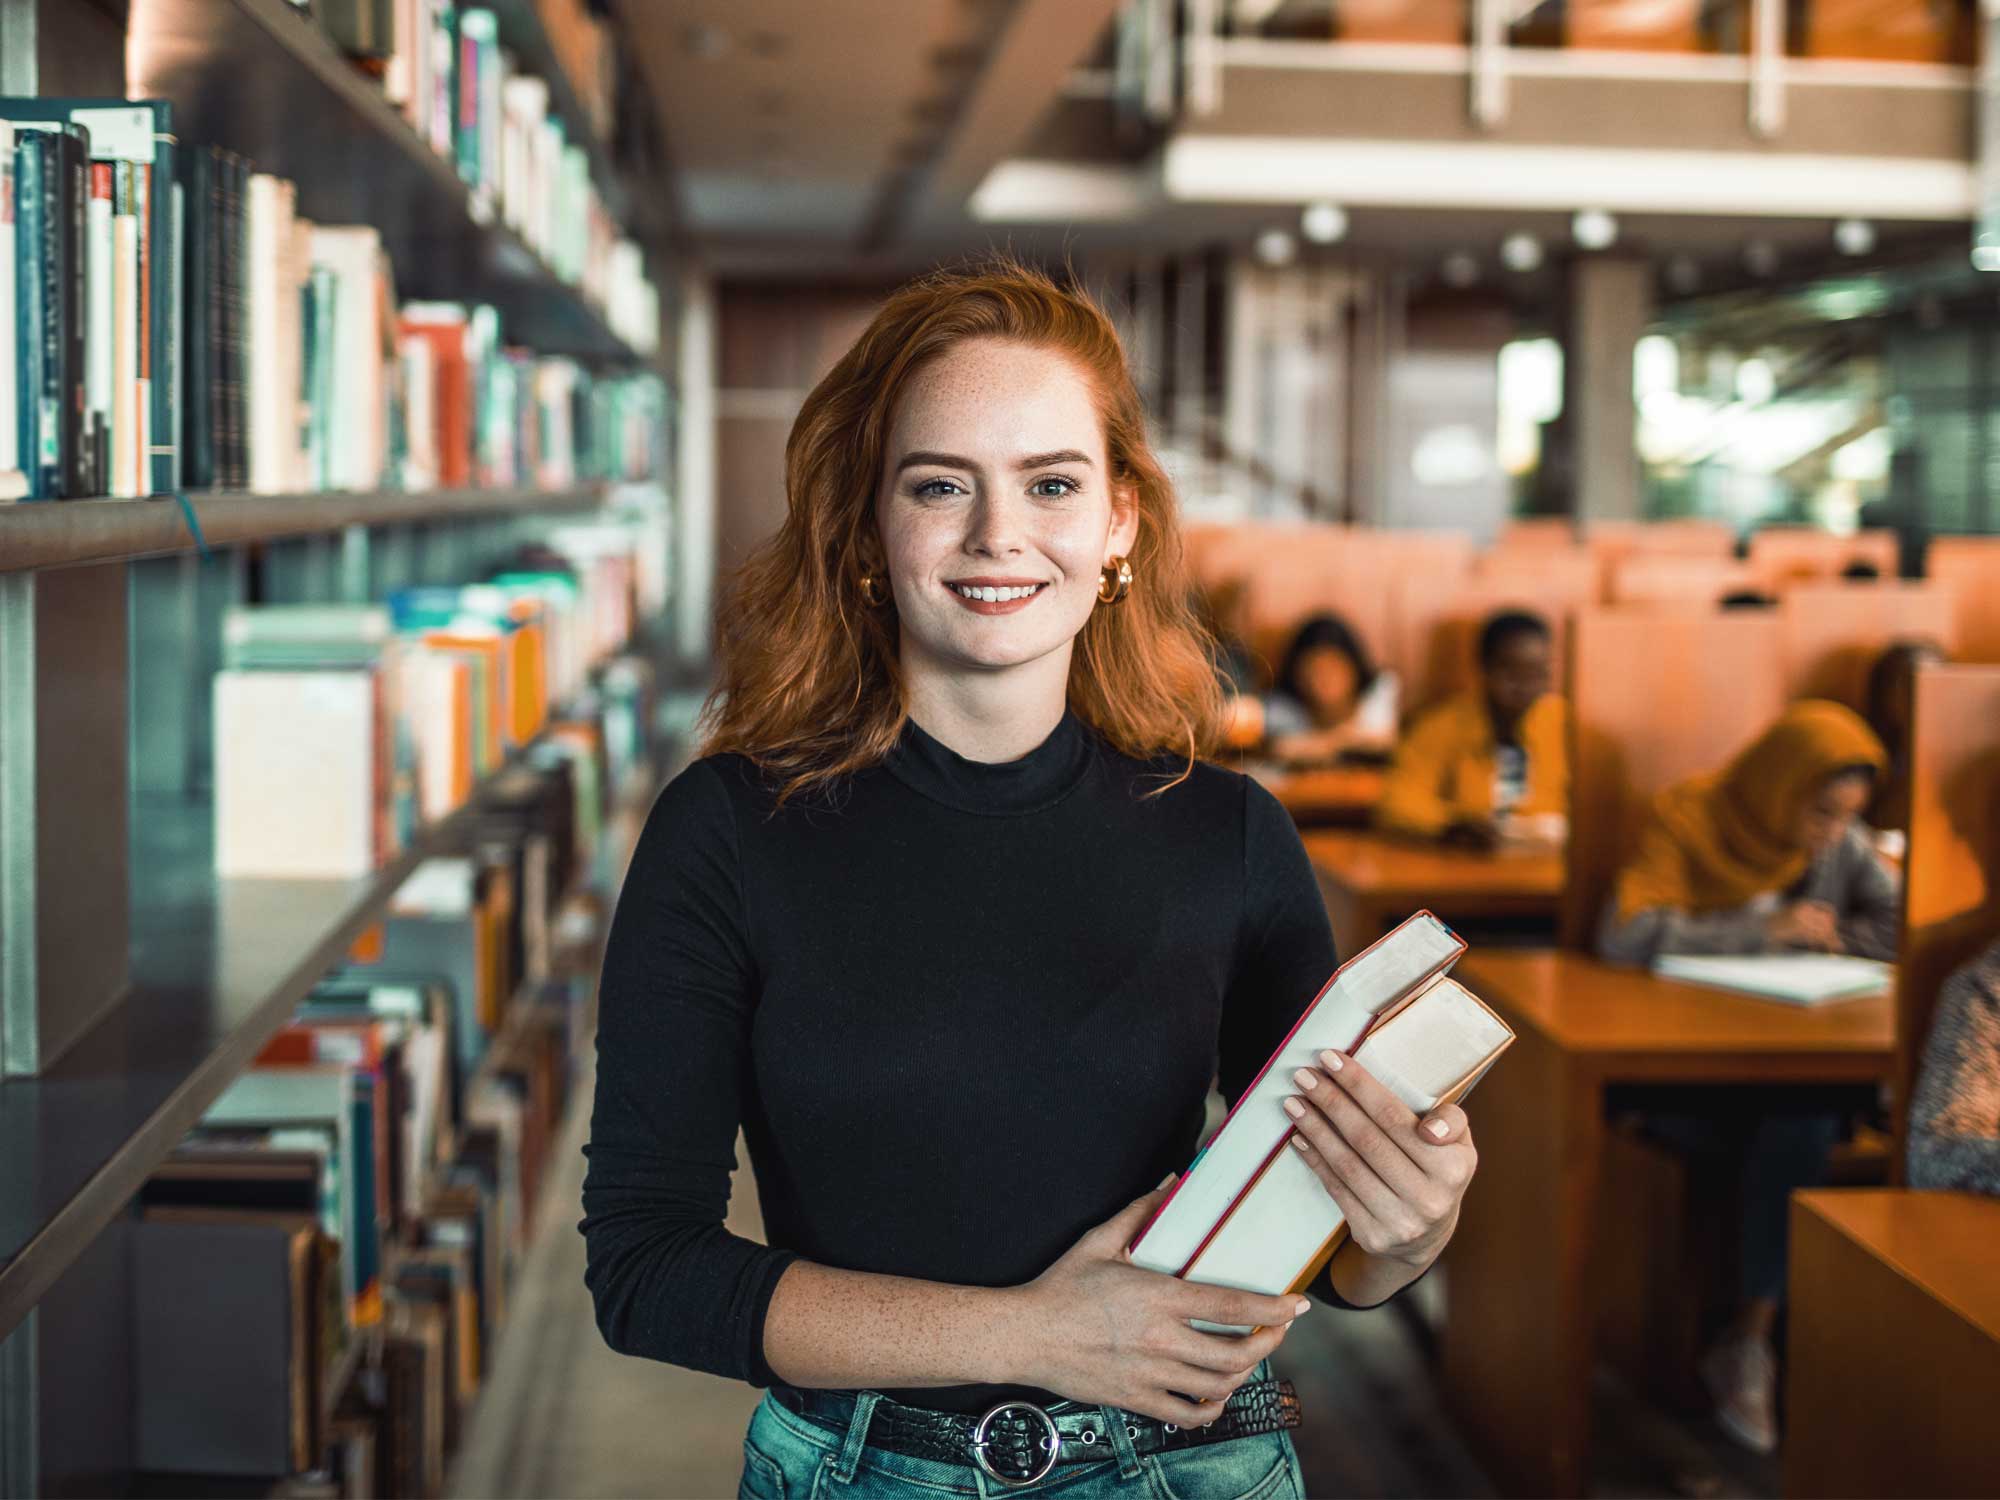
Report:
1375,609,1567,849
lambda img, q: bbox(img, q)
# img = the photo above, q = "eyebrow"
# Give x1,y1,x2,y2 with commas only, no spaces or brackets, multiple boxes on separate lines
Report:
894,448,1095,474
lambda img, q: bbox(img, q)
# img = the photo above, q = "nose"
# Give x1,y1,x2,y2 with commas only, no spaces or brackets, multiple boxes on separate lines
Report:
964,491,1025,559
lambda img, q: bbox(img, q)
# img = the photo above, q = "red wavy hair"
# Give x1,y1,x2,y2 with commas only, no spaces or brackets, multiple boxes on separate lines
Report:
700,257,1225,807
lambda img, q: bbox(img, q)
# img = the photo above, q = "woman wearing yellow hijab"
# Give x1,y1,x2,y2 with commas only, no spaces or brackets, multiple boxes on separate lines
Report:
1595,700,1899,1457
1598,700,1899,967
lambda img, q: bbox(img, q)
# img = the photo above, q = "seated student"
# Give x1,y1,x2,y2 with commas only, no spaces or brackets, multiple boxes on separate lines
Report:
1862,637,1948,845
1375,608,1566,848
1246,612,1400,765
1597,700,1900,967
1596,701,1900,1454
1907,935,2000,1192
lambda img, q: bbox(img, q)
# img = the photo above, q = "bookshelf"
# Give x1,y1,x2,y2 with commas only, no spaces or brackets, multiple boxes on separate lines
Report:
1,0,683,1490
128,0,654,364
0,483,616,573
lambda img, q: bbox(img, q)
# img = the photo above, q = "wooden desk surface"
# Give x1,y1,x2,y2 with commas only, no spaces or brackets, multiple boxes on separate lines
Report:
1795,1189,2000,1340
1300,829,1563,900
1786,1189,2000,1498
1455,950,1896,1070
1258,766,1386,824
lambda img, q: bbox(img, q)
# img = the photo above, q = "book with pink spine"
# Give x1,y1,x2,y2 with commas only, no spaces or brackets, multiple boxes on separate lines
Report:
1128,911,1513,1334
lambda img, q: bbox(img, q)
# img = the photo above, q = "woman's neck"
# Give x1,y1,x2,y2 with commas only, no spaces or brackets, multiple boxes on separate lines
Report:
902,645,1073,764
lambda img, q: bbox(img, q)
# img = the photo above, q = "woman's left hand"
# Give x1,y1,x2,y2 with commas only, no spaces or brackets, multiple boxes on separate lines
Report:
1282,1049,1477,1270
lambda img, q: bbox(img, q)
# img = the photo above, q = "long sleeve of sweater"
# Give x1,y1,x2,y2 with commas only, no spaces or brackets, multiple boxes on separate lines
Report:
1907,942,2000,1193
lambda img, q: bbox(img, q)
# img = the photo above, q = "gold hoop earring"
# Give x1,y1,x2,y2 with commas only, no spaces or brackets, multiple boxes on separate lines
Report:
1097,556,1133,605
858,572,890,607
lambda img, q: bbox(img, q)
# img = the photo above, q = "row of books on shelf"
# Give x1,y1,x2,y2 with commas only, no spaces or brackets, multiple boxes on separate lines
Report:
215,514,655,878
131,706,631,1495
322,0,651,348
0,99,665,502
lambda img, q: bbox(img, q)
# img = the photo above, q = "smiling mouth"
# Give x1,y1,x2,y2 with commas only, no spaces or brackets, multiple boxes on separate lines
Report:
946,582,1049,603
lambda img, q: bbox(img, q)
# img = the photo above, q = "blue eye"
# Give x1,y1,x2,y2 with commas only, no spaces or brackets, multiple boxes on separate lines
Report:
913,477,966,499
1031,476,1079,498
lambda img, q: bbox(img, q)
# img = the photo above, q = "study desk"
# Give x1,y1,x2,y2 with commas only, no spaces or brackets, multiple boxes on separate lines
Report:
1439,951,1896,1498
1785,1189,2000,1499
1254,766,1386,827
1299,830,1562,956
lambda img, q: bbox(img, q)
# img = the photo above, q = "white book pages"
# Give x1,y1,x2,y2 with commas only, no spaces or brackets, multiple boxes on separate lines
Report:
246,174,281,492
213,670,378,878
1127,913,1463,1281
1180,976,1513,1333
111,212,138,496
1652,953,1893,1005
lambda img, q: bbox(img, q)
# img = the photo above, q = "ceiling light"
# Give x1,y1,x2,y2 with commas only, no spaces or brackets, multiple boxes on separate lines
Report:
1254,228,1297,266
1572,208,1617,251
1500,233,1542,273
1299,201,1348,244
1441,252,1479,288
1833,218,1875,256
1976,243,2000,272
1743,239,1780,277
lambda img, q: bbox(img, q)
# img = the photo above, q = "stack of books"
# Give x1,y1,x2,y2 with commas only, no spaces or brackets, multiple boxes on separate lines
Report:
1130,913,1514,1331
212,518,649,877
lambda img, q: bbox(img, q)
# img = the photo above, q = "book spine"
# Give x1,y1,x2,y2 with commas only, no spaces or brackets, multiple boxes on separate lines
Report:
32,134,63,498
179,146,214,491
164,174,184,492
112,164,138,499
14,135,45,498
221,152,242,490
0,125,15,498
56,130,89,497
134,159,151,495
85,162,112,481
148,115,180,494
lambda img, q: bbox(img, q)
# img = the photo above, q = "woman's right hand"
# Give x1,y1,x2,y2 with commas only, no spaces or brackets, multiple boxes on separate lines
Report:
1003,1174,1310,1425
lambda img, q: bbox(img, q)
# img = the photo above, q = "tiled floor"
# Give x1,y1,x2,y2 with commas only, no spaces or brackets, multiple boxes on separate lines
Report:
449,1058,1779,1500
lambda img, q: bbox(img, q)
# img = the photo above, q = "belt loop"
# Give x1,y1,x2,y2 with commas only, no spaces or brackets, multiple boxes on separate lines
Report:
1098,1404,1145,1478
828,1391,883,1485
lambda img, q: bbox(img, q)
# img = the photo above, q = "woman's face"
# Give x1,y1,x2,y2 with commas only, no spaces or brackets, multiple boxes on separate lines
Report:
1796,771,1872,855
874,337,1137,682
1298,646,1360,724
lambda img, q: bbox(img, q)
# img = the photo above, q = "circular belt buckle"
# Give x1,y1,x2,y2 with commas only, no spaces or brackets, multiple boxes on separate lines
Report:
971,1400,1061,1487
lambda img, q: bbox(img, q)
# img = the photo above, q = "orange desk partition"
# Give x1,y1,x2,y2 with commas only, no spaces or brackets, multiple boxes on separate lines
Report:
1803,0,1969,63
1567,0,1700,52
1563,609,1789,947
1607,554,1761,609
1495,517,1578,549
1893,664,2000,1179
1777,582,1957,709
1588,517,1737,564
1926,536,2000,664
1748,527,1899,589
1335,0,1465,43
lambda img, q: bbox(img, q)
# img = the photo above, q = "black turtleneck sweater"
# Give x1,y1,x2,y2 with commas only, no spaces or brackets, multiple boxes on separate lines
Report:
578,707,1360,1416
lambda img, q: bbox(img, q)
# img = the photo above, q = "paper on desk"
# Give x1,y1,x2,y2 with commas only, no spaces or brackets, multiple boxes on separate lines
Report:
1652,952,1893,1005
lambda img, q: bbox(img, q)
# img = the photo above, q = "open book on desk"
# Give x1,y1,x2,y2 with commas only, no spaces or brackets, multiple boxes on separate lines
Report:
1651,952,1893,1006
1128,912,1514,1335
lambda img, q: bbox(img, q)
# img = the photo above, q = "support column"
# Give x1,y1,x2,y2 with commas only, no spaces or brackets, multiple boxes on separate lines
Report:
1563,255,1652,525
674,267,717,671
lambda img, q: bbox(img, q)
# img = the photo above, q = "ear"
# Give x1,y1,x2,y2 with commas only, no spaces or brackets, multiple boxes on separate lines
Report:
1107,480,1140,560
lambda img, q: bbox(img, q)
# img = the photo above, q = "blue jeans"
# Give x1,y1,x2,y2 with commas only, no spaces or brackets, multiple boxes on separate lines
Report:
739,1358,1308,1500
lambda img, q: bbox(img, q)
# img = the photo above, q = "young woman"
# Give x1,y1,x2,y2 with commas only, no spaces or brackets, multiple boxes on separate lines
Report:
1248,612,1401,766
1374,609,1567,849
1595,700,1898,1455
579,261,1480,1500
1596,700,1898,966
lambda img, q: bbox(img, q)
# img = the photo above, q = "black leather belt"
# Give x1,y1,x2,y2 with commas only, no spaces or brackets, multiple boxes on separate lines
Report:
768,1375,1301,1488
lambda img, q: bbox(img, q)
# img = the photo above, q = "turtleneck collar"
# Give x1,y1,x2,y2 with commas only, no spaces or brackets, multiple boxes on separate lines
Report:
883,706,1097,816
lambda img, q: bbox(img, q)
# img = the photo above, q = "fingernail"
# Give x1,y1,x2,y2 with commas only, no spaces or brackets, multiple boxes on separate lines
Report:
1282,1096,1305,1118
1294,1298,1312,1316
1318,1049,1344,1071
1428,1120,1450,1140
1158,1172,1176,1188
1291,1067,1318,1091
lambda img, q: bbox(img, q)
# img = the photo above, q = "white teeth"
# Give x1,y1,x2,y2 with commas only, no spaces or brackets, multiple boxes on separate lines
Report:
953,583,1040,602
